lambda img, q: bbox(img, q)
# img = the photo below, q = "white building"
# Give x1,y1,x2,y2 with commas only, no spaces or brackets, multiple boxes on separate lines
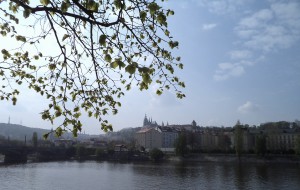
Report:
135,127,162,151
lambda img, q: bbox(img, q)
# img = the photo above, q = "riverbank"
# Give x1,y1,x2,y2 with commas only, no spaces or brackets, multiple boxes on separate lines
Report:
167,153,300,164
2,151,300,165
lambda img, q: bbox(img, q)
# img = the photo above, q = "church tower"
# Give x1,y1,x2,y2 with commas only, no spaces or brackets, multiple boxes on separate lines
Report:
143,114,149,127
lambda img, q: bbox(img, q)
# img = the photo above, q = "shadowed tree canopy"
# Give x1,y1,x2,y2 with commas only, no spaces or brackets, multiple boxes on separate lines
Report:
234,120,243,160
0,0,185,137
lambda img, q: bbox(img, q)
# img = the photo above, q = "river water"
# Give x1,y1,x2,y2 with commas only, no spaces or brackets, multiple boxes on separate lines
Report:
0,161,300,190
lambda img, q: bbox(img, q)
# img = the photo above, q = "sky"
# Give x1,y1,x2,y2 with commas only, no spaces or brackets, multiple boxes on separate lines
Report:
0,0,300,134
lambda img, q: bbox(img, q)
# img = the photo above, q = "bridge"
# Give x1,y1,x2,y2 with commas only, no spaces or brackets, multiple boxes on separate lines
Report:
0,144,33,163
0,144,74,163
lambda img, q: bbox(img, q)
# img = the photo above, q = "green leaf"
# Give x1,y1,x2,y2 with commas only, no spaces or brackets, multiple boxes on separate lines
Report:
115,60,125,69
142,73,151,84
74,107,79,112
156,12,167,26
48,64,56,70
16,35,26,42
168,41,179,49
125,64,136,75
23,9,31,19
148,2,160,15
156,89,162,95
87,1,99,11
99,34,107,46
55,110,62,117
61,1,70,12
167,10,175,16
110,61,118,69
12,96,17,105
105,54,112,63
72,128,78,137
112,109,118,115
178,63,183,69
56,127,63,137
114,0,124,9
166,64,174,74
40,0,50,6
165,30,170,37
43,133,49,140
74,112,81,118
62,34,70,41
140,11,147,22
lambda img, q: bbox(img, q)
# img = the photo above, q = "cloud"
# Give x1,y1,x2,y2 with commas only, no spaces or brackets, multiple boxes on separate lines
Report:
178,2,189,9
213,60,255,81
149,85,180,108
214,1,300,80
238,101,259,114
235,1,300,52
238,9,273,29
229,50,252,60
196,0,253,15
202,23,218,30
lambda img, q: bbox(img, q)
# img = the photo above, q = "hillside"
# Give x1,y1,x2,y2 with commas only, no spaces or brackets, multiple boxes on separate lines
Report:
0,123,50,141
0,123,103,141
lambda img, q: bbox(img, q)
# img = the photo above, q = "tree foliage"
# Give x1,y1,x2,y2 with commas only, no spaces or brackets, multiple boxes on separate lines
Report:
175,133,187,157
255,134,266,156
32,131,38,148
234,120,243,159
76,145,86,157
0,0,184,137
149,147,163,161
295,135,300,155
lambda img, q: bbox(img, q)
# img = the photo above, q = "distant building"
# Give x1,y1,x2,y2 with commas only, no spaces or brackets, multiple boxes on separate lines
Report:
161,127,178,152
267,133,295,151
135,127,162,151
198,132,219,151
114,144,128,152
54,139,74,148
265,128,300,152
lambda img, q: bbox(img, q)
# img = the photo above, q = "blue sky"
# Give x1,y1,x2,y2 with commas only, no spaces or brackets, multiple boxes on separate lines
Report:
0,0,300,134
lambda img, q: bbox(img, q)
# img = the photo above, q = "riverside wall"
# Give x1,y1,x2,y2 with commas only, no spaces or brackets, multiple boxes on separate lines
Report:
168,153,300,164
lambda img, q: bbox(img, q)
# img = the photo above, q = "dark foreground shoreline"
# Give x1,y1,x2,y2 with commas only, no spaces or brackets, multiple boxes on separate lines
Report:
168,153,300,164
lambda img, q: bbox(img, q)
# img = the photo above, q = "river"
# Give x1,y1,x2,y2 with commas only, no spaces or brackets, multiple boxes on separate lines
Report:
0,161,300,190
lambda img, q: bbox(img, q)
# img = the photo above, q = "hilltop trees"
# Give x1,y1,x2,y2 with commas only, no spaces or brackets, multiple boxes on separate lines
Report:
0,0,184,137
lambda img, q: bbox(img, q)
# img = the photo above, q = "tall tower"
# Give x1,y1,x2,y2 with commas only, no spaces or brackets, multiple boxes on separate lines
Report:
8,116,10,124
143,114,148,127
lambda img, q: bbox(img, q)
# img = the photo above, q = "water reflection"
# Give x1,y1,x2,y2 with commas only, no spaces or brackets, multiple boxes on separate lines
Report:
1,161,300,190
255,164,268,182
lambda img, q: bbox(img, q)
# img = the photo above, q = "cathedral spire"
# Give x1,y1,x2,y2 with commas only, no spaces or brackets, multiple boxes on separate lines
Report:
143,114,149,127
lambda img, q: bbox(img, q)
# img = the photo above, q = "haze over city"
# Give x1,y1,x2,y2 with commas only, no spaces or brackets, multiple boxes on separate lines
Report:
0,0,299,134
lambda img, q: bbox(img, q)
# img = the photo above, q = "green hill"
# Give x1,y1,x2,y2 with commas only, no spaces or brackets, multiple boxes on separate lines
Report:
0,123,50,141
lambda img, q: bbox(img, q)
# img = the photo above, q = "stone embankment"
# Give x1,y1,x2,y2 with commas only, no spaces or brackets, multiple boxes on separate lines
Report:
168,154,300,164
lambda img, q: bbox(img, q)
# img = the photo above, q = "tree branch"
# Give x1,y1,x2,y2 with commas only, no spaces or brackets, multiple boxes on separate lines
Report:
10,0,121,27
